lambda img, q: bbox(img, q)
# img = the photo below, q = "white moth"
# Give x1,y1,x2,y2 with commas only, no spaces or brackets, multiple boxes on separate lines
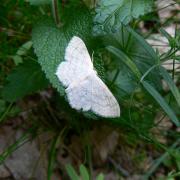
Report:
56,36,120,118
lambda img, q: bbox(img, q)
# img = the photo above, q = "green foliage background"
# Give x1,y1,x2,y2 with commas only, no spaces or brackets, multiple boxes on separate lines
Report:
0,0,179,179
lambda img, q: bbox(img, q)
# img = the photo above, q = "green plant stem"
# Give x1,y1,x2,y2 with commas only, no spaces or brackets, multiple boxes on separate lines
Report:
129,63,158,123
143,139,180,180
30,143,47,178
161,49,179,61
157,2,178,12
87,143,92,180
121,25,125,48
154,113,167,126
0,103,13,123
48,127,67,180
128,88,136,122
168,171,180,178
0,128,35,164
83,129,92,180
110,69,120,86
172,47,176,80
52,0,61,27
125,32,132,51
140,64,159,82
168,43,176,105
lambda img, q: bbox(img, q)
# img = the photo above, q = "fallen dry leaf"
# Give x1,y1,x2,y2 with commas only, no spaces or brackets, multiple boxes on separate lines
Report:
92,126,119,162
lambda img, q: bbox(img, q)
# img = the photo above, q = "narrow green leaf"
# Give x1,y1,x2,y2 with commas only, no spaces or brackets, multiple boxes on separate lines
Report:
143,139,180,180
12,41,33,65
0,103,13,123
0,100,7,116
96,173,104,180
66,164,79,180
16,41,33,56
0,128,33,164
175,55,180,60
12,55,23,65
103,25,162,91
106,46,141,79
108,69,138,98
159,28,173,44
142,81,179,127
80,164,90,180
126,26,158,61
159,28,179,48
47,133,61,180
159,66,180,107
2,60,49,102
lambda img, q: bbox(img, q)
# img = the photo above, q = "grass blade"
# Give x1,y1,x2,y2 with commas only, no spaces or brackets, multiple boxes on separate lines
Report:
0,129,33,164
106,46,141,79
159,66,180,107
143,139,180,180
159,28,173,45
142,81,179,127
96,173,105,180
126,26,158,61
47,128,66,180
0,103,13,123
80,164,90,180
66,164,79,180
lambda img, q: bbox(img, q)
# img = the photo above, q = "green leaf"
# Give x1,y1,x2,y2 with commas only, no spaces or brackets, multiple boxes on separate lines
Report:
142,139,180,180
103,25,161,91
0,128,34,164
2,60,49,102
0,100,6,115
32,8,92,96
93,0,154,35
66,164,79,180
96,173,104,180
12,55,23,66
175,55,180,60
159,28,179,48
32,18,66,95
108,69,138,99
106,46,141,79
159,66,180,107
80,164,89,180
160,28,180,49
27,0,51,5
12,41,33,65
142,81,179,127
16,41,33,56
0,103,13,124
126,26,158,61
160,28,173,44
48,133,61,180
